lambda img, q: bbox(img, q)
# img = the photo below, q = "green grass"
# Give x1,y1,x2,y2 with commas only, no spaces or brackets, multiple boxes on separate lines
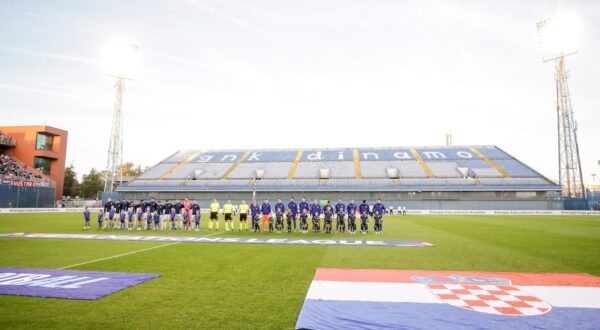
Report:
0,213,599,329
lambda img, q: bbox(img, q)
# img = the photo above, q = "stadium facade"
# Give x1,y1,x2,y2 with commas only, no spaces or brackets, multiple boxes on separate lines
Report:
117,146,562,210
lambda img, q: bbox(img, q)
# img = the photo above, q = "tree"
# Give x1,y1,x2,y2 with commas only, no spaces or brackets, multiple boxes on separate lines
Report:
119,162,144,177
79,168,104,199
62,163,80,198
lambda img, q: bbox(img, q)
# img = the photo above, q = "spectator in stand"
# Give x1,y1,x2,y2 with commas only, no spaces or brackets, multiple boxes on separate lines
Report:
0,154,40,180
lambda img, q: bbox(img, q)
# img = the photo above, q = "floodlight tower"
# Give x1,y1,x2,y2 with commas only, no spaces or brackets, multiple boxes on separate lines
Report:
102,41,138,192
537,16,586,199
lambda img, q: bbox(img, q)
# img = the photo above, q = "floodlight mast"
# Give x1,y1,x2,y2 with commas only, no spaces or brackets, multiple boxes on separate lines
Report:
537,17,586,199
103,75,125,192
103,43,138,193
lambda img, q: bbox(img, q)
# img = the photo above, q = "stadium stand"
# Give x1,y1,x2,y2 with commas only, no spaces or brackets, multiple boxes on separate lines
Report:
0,154,40,180
116,146,562,210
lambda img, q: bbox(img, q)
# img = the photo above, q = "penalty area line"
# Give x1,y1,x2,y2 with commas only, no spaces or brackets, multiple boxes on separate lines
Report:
58,231,221,270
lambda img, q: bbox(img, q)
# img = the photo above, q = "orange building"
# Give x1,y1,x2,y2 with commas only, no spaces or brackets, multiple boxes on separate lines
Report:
0,125,68,200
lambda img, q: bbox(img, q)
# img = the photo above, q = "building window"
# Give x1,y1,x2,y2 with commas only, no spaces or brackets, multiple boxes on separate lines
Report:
34,157,52,175
35,133,54,151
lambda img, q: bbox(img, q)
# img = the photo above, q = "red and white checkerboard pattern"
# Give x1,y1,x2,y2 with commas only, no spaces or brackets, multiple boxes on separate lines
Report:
427,283,552,316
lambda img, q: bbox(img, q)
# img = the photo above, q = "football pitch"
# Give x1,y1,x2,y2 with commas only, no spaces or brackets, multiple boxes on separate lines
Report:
0,213,599,329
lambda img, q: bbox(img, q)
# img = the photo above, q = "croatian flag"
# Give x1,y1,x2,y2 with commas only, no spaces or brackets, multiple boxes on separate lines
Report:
295,268,600,330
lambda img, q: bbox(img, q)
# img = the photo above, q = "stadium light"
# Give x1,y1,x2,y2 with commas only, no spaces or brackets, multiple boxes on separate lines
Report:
101,39,139,78
537,14,579,62
101,39,139,193
537,14,586,199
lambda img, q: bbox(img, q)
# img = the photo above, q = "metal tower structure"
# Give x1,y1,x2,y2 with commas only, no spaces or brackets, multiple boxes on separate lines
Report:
104,77,125,192
537,17,586,199
554,57,586,199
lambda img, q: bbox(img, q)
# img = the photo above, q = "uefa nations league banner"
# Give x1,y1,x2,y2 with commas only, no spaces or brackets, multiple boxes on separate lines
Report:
295,268,600,330
0,267,160,300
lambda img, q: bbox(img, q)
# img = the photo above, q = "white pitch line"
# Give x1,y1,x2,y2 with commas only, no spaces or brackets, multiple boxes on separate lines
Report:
58,231,222,270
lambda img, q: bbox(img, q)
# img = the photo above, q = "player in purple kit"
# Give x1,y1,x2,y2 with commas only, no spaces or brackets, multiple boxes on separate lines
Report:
287,197,299,232
170,207,177,230
194,212,201,231
153,211,160,230
182,211,190,231
97,210,104,229
146,211,152,230
119,209,126,229
137,206,144,230
127,207,135,229
250,201,260,232
298,197,309,218
83,207,91,229
108,206,116,229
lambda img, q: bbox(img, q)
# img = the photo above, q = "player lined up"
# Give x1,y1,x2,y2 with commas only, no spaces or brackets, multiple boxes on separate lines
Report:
92,197,386,234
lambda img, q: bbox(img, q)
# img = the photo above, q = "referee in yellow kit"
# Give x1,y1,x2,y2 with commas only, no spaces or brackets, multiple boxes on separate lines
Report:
238,200,249,231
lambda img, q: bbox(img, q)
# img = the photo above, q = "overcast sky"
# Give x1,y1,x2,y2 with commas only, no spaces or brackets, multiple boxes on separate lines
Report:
1,0,599,182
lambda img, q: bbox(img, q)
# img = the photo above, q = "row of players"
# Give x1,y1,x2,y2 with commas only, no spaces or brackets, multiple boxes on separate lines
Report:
83,197,391,234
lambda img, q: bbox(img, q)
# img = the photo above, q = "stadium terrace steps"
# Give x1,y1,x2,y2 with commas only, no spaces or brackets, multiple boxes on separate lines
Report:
120,146,560,192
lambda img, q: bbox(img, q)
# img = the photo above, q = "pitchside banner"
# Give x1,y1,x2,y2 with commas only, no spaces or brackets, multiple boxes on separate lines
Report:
0,233,433,247
295,269,600,330
0,267,160,300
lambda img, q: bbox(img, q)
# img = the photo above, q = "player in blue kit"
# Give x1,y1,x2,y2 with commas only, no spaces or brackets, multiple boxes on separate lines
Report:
146,211,152,230
153,212,160,230
83,207,91,230
182,211,190,231
127,208,135,230
299,197,309,220
119,209,126,229
300,210,309,234
249,201,260,232
97,210,104,229
360,212,369,235
170,207,177,230
135,206,143,230
108,207,116,229
373,211,382,235
194,212,201,231
358,200,370,217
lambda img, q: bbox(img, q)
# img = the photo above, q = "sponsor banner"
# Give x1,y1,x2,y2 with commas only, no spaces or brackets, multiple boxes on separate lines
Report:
0,208,103,214
295,268,600,330
0,267,159,300
10,180,40,187
406,210,600,216
0,233,433,247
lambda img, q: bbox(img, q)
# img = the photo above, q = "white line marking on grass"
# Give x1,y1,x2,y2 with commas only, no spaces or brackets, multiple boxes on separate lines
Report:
59,231,221,270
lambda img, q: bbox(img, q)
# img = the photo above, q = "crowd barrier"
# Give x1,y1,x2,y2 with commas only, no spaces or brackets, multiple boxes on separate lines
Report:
1,208,599,216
